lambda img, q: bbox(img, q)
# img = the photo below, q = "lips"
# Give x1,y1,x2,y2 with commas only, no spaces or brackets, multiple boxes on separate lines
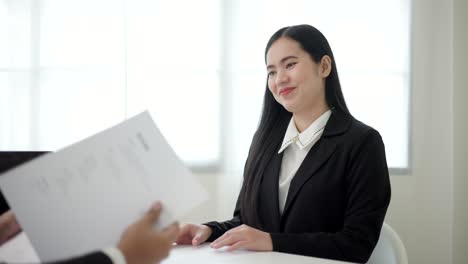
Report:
279,87,295,96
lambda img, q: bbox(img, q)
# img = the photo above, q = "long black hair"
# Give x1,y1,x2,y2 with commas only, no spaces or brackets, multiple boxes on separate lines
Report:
239,24,351,227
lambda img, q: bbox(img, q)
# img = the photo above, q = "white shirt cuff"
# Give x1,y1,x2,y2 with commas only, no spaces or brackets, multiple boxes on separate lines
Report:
102,247,127,264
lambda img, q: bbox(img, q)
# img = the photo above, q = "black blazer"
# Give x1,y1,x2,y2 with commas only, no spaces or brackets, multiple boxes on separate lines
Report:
47,252,112,264
205,111,391,263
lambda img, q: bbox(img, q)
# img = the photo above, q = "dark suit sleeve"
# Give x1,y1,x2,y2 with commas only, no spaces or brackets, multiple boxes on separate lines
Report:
203,193,243,242
47,251,113,264
270,129,391,263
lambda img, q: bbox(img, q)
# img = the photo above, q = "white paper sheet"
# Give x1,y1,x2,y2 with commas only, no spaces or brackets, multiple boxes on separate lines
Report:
0,232,40,263
0,111,208,262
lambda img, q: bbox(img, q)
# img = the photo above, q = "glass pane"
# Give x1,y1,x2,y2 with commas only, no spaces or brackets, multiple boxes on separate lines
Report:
0,0,33,69
342,72,409,168
126,0,221,165
225,0,411,170
0,72,33,149
35,0,127,150
39,0,125,68
37,69,126,150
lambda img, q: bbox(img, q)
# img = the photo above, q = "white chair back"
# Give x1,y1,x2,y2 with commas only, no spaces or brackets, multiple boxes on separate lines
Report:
367,223,408,264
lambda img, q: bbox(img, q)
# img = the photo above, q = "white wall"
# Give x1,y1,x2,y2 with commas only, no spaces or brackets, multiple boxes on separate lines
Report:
385,0,468,263
177,172,220,224
453,0,468,263
386,0,454,262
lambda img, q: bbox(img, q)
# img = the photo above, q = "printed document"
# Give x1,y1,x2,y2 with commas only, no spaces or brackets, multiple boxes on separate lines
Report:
0,111,208,262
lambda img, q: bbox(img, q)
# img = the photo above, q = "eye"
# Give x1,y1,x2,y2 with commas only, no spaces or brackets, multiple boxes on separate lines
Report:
267,71,276,77
286,62,297,69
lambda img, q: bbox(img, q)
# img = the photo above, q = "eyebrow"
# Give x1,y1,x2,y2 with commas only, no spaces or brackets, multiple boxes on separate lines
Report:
266,56,298,70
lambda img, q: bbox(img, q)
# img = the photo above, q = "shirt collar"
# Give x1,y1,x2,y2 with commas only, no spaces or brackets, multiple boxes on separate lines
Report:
278,110,332,153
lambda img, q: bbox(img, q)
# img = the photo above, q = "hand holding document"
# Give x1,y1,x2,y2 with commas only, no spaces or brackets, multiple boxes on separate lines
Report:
0,111,208,262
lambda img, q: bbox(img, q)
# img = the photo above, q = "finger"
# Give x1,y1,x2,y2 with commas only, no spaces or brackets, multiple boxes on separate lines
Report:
179,224,193,234
143,201,162,225
175,234,193,244
211,234,242,249
175,224,195,244
211,231,232,245
211,233,225,245
162,222,180,242
0,212,21,245
227,241,247,252
192,228,209,246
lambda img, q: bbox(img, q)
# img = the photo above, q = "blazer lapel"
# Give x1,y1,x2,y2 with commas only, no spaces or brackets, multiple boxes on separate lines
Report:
281,110,352,220
281,138,337,219
259,148,283,232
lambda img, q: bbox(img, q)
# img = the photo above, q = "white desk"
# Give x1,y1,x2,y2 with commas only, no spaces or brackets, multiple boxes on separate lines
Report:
0,233,354,264
164,244,353,264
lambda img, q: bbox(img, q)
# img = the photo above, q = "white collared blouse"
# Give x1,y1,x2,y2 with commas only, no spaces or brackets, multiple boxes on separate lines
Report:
277,110,332,215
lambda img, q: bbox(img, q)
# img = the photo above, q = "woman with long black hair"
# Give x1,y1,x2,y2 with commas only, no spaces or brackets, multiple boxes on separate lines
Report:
176,24,391,263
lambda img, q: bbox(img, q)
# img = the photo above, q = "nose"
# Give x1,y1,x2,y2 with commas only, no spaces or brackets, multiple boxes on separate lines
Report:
275,69,289,86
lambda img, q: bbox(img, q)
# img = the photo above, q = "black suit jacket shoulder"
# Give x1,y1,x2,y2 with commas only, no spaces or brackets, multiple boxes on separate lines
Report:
205,111,391,263
47,251,112,264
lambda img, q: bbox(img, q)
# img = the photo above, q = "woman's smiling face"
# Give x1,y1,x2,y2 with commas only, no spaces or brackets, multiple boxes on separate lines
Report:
266,37,330,115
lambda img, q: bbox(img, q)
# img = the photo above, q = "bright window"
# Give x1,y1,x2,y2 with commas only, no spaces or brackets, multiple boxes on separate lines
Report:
223,0,411,173
0,0,221,167
0,0,410,170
